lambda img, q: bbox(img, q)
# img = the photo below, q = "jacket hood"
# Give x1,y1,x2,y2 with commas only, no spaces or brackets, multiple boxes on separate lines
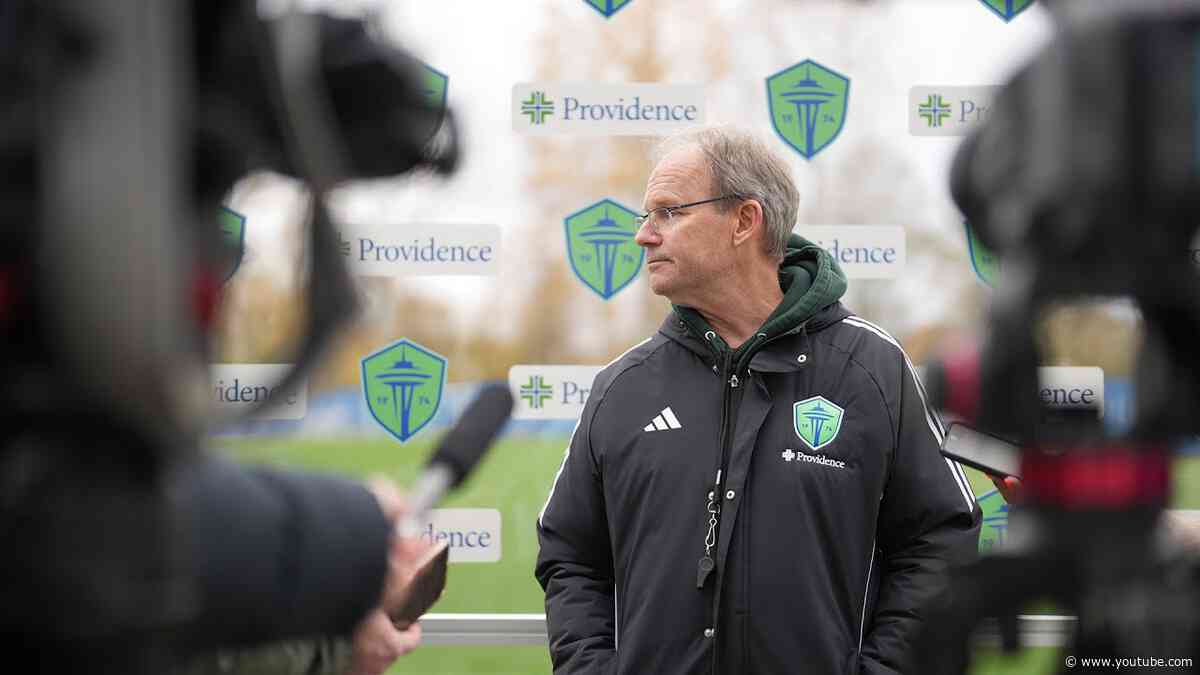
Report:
669,233,848,364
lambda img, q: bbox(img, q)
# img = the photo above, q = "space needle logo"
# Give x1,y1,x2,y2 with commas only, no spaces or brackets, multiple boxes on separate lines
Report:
362,339,447,444
793,395,845,450
767,59,850,160
564,198,644,300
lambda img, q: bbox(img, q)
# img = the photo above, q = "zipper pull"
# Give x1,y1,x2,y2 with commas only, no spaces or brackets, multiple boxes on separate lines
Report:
698,484,720,588
729,373,739,388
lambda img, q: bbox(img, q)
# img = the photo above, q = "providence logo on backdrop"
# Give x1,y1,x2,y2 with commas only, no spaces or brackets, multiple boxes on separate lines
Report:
508,365,603,420
512,82,704,136
564,199,644,300
978,0,1035,22
519,375,555,410
520,91,555,125
362,339,447,443
909,86,997,137
582,0,634,19
336,223,500,277
917,94,952,128
801,225,906,279
767,60,850,160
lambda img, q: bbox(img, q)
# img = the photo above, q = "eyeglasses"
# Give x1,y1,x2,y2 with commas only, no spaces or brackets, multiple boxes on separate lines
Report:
634,194,743,234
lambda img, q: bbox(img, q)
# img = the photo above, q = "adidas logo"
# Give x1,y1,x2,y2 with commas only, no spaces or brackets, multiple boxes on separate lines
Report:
643,406,682,432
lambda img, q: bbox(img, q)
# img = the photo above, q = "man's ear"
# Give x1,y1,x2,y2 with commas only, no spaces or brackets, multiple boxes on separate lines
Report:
731,200,764,249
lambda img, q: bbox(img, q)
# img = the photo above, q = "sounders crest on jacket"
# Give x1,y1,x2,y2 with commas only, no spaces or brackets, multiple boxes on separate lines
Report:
793,395,844,450
362,338,447,444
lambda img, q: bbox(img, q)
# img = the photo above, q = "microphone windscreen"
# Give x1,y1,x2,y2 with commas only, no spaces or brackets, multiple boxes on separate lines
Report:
429,382,514,488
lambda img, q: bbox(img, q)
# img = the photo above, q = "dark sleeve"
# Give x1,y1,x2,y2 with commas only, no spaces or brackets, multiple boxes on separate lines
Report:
172,455,390,650
534,397,617,675
860,363,981,675
170,637,353,675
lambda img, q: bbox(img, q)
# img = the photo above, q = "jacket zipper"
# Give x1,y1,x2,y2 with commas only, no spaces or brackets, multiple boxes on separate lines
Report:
696,330,779,589
696,327,805,671
704,352,749,674
697,352,733,589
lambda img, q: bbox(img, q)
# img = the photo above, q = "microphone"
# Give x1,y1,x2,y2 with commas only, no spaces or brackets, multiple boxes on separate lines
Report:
396,382,514,538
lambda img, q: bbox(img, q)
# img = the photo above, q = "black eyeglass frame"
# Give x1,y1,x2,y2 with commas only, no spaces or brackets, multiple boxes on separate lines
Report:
634,194,745,230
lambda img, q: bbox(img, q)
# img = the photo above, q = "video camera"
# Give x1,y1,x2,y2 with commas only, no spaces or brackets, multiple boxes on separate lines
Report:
0,1,458,669
916,3,1200,672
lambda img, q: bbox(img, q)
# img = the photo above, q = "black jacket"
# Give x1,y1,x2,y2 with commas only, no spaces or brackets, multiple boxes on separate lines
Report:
174,456,391,648
535,237,981,675
0,437,390,674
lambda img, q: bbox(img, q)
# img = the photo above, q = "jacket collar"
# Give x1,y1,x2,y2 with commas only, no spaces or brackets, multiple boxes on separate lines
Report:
658,301,850,373
663,233,848,371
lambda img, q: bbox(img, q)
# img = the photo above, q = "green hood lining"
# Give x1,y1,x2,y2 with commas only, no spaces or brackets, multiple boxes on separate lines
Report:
674,233,847,367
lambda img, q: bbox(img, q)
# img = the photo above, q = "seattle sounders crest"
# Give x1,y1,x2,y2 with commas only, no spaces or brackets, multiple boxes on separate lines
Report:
564,198,644,300
362,338,447,444
793,396,845,450
978,0,1035,23
583,0,634,18
217,206,245,284
767,60,850,160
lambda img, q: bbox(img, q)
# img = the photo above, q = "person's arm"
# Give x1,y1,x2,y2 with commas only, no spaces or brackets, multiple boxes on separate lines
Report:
860,364,982,675
172,456,393,649
534,397,617,675
170,472,426,675
170,637,353,675
170,609,425,675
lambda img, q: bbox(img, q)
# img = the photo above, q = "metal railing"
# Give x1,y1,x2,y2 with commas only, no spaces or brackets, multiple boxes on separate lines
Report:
419,613,1078,647
419,511,1200,648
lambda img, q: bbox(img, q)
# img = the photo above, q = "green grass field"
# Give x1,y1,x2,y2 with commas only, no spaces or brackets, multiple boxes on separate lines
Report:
216,434,1200,674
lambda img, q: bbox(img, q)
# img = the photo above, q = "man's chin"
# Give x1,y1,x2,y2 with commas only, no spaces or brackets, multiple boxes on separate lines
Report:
646,272,672,298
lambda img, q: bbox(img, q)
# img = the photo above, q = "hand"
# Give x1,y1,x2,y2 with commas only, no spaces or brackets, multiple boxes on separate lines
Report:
345,609,422,675
989,474,1022,503
364,476,435,621
365,475,405,523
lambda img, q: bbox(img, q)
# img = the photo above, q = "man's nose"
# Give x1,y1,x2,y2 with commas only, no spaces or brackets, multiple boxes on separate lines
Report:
634,219,659,248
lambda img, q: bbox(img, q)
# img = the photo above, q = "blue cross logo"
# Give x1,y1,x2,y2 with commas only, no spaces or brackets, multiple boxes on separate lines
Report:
918,94,952,128
521,91,555,125
520,375,554,409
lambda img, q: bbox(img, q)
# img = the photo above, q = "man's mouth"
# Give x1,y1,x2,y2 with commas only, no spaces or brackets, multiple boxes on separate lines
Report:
647,258,669,266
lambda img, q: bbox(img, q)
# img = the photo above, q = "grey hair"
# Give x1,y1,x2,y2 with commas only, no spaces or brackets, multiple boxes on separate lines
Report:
652,126,798,259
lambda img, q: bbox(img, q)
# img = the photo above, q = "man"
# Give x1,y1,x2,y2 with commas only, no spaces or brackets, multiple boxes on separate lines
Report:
535,127,981,674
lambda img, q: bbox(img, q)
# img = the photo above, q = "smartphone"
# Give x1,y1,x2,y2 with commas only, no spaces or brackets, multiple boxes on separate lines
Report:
940,422,1022,479
390,540,450,629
